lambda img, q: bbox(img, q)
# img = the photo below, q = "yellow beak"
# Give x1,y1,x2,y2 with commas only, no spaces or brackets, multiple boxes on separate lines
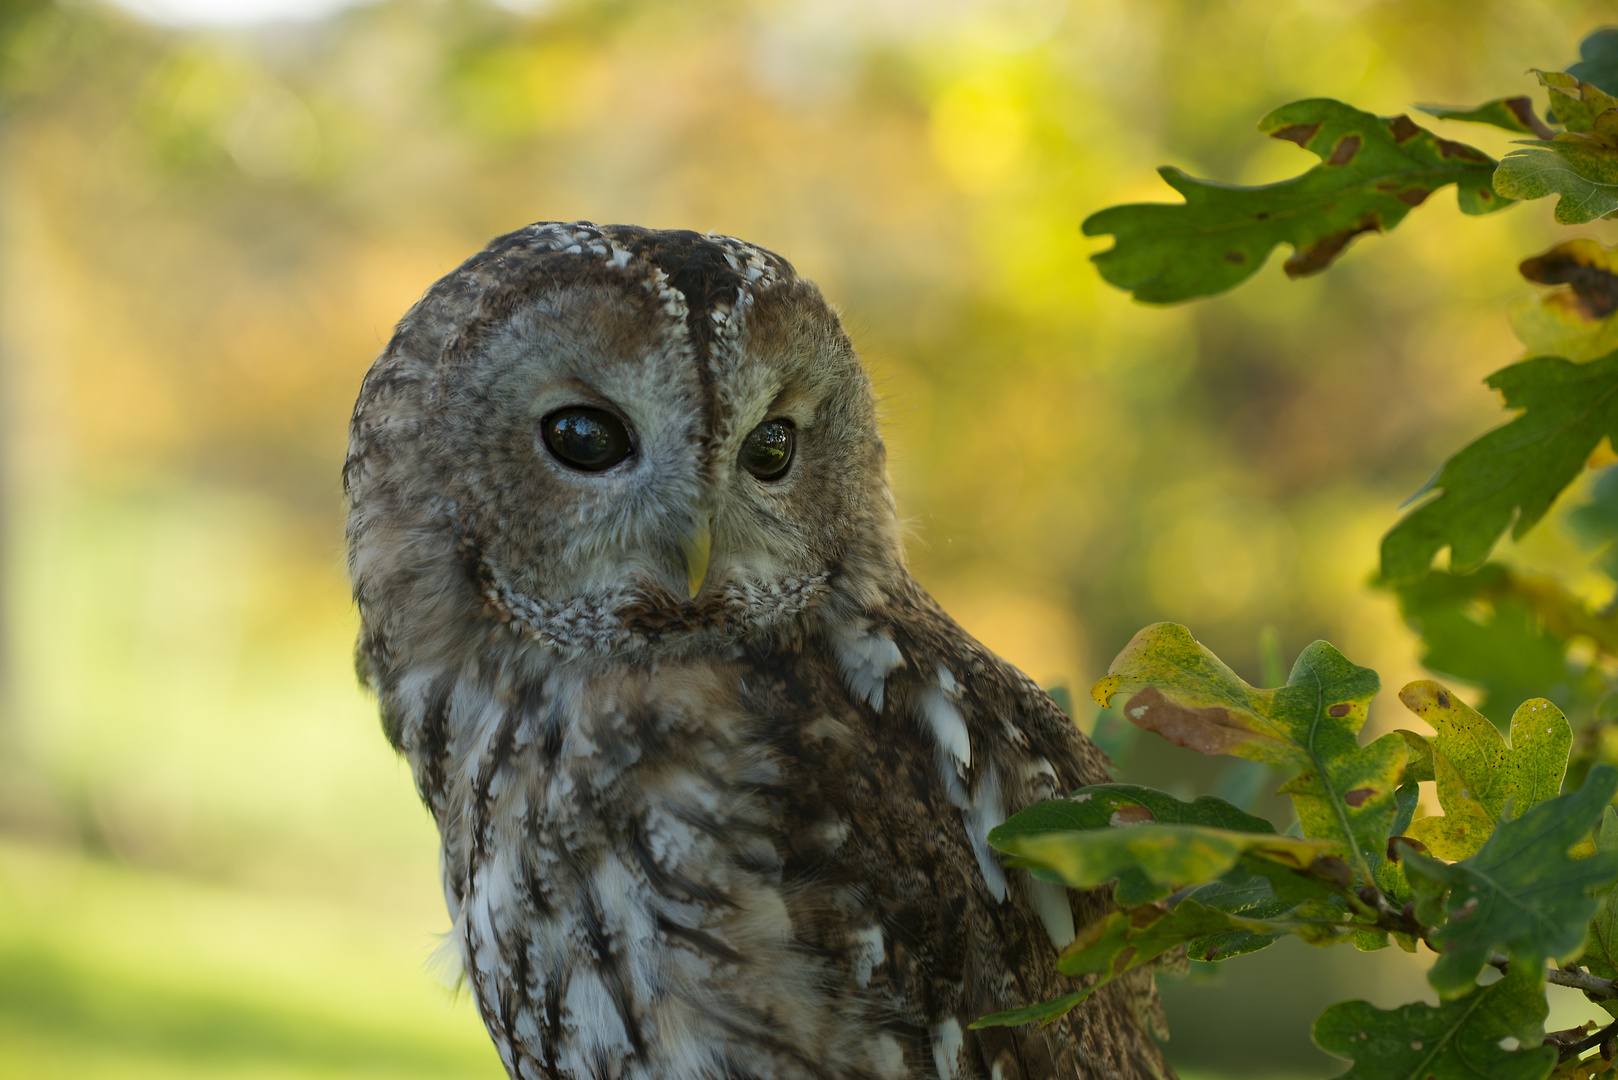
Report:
680,515,712,600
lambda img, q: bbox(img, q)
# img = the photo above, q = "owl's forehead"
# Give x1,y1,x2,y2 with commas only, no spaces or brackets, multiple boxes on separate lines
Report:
431,222,851,425
465,222,796,345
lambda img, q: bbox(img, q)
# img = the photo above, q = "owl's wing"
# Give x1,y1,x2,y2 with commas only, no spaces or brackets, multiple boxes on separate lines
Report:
843,575,1174,1080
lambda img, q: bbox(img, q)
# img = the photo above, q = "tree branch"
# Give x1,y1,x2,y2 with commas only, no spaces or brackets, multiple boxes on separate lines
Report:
1485,953,1618,1000
1554,1018,1618,1063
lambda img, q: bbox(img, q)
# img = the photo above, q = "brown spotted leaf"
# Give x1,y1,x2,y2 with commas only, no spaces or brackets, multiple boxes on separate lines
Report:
1418,97,1556,140
1512,239,1618,362
1083,98,1509,303
1093,623,1402,882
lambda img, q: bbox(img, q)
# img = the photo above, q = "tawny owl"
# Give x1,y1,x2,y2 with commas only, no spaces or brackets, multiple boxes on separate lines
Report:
345,222,1170,1080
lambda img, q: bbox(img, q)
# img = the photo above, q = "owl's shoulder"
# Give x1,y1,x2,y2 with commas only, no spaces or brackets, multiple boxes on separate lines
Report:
868,576,1107,788
727,577,1166,1080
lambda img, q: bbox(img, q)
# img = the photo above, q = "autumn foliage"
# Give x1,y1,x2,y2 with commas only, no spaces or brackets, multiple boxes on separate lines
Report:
991,28,1618,1080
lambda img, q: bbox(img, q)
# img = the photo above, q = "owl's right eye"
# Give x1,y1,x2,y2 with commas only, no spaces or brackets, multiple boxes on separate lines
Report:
540,407,634,472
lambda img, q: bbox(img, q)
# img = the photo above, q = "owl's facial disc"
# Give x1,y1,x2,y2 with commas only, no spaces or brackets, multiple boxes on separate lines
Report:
400,242,904,654
348,223,910,660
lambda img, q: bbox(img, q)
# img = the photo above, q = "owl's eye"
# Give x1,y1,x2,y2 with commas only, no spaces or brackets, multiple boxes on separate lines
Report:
739,418,795,481
540,407,633,472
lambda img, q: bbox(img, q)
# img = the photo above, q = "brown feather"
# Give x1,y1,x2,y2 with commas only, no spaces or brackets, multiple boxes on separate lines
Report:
348,222,1172,1080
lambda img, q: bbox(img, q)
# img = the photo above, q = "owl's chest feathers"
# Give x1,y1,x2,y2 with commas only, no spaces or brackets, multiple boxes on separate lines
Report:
424,651,881,1080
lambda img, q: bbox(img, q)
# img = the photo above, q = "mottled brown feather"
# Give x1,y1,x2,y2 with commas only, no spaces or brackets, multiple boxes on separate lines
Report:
347,222,1172,1080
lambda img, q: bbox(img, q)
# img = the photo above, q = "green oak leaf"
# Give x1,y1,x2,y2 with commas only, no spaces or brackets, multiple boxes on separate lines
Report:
1387,565,1613,724
1575,805,1618,1019
1375,782,1424,904
1082,99,1508,303
995,784,1278,835
1093,623,1402,881
1571,464,1618,580
991,822,1334,903
1390,781,1421,837
1568,28,1618,95
1418,97,1555,139
1056,899,1305,980
969,989,1092,1031
1535,71,1618,136
1313,962,1555,1080
1400,839,1449,928
969,896,1308,1030
1399,682,1571,860
989,784,1278,903
1396,730,1436,784
1402,763,1618,999
1495,140,1618,224
1381,349,1618,583
1277,740,1408,884
1182,862,1308,961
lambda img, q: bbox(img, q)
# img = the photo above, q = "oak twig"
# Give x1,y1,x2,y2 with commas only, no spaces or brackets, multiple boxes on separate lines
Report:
1555,1019,1618,1063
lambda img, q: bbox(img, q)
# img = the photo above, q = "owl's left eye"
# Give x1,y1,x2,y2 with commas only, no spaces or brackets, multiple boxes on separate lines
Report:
739,418,795,481
540,407,634,472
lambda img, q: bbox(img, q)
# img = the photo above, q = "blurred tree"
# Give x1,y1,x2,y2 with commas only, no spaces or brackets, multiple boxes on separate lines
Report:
0,0,54,773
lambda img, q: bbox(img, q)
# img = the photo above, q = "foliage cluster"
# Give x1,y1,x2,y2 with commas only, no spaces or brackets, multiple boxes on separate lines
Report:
986,29,1618,1079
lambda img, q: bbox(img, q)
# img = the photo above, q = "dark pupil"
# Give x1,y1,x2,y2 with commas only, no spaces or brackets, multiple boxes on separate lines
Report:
740,420,794,479
541,408,631,471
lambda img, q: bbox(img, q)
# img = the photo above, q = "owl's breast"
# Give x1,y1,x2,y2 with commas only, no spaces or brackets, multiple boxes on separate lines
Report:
429,646,917,1080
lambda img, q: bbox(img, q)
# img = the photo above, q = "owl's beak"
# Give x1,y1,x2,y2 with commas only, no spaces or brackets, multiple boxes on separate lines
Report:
679,514,713,600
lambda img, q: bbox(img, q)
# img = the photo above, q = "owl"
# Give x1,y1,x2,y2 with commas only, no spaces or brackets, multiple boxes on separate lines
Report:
345,222,1170,1080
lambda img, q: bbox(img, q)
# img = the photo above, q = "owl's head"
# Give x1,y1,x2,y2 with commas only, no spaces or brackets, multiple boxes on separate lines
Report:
346,223,903,674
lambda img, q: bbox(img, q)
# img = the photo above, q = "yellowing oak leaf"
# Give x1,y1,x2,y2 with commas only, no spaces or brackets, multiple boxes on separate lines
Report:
1399,682,1571,860
1495,73,1618,224
991,824,1335,901
1511,238,1618,361
1093,623,1401,881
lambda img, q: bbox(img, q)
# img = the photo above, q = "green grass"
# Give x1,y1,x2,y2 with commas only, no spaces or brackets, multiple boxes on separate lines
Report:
0,838,503,1079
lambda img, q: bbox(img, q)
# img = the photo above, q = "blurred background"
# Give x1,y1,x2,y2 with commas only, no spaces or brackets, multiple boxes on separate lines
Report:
2,0,1617,1076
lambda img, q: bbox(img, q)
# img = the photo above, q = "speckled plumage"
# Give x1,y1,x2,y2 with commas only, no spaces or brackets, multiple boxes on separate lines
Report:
346,222,1172,1080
